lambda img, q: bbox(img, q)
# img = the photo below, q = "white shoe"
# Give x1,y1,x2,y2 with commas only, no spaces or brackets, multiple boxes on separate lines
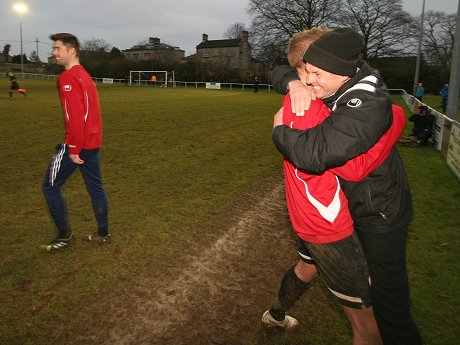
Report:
261,310,299,330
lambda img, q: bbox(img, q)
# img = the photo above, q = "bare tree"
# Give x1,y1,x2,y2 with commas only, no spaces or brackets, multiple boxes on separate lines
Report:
337,0,414,60
136,38,149,46
422,11,456,73
79,38,112,74
248,0,341,65
29,51,41,63
223,22,248,39
82,38,111,52
3,44,11,62
249,0,340,36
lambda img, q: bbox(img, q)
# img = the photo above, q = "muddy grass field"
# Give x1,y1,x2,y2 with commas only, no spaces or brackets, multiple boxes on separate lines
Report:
2,84,458,345
81,175,352,345
2,85,354,345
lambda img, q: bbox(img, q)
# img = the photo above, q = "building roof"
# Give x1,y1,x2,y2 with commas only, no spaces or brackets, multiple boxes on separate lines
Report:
124,44,184,52
182,53,196,61
196,39,241,49
123,37,184,53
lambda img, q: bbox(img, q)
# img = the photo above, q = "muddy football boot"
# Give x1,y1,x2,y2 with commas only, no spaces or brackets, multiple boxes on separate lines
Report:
42,234,73,253
84,232,112,244
261,310,299,330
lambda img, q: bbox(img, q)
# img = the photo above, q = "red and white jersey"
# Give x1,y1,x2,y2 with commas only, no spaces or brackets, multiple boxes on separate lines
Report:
283,96,353,243
58,65,102,154
282,95,406,244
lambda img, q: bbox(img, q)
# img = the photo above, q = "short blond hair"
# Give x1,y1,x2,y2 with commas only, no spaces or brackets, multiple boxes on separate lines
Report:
288,28,332,69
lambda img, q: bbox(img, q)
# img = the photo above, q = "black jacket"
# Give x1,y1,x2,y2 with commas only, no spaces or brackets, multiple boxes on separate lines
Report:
272,63,413,232
409,113,435,137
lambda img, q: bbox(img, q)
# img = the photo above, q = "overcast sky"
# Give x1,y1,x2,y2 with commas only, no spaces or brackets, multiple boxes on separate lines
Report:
1,0,458,60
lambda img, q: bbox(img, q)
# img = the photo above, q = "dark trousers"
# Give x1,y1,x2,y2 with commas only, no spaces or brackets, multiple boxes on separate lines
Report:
442,99,447,113
357,225,422,345
43,144,108,236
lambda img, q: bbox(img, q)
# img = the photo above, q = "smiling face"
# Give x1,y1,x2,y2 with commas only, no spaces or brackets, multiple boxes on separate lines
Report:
305,63,350,99
52,40,77,69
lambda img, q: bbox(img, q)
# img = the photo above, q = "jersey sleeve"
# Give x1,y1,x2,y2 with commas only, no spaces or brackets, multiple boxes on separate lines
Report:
272,65,299,95
59,73,86,154
330,104,405,182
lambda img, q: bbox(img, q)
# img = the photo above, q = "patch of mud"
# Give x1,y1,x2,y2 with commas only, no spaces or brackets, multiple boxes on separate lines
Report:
100,175,300,345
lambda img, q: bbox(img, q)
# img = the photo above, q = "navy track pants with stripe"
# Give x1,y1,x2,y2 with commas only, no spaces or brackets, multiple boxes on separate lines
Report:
43,144,108,236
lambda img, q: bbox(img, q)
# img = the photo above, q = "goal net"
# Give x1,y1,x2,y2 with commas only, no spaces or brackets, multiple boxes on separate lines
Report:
129,70,175,87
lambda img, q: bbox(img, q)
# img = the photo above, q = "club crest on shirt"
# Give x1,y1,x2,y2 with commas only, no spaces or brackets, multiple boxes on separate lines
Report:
63,85,72,92
347,98,362,108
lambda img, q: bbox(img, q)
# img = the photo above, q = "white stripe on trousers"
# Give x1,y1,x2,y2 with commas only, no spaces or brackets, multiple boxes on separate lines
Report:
50,144,66,186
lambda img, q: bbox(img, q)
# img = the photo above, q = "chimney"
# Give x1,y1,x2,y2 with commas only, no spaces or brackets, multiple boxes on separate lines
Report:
202,33,208,42
241,31,249,42
149,37,161,45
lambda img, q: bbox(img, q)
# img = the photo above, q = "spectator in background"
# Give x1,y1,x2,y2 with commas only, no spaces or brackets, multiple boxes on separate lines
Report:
398,105,435,147
439,84,448,113
415,82,425,101
254,77,259,93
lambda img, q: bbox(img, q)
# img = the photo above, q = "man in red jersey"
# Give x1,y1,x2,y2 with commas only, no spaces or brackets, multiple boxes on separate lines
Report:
42,33,111,252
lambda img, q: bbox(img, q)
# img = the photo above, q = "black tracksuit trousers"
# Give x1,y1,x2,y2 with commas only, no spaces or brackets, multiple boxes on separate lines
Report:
357,224,423,345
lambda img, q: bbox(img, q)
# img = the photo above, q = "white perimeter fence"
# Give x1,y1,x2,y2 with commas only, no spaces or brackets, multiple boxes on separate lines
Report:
8,72,272,92
390,89,460,181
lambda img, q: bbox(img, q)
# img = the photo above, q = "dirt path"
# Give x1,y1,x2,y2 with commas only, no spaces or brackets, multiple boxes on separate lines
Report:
99,175,301,345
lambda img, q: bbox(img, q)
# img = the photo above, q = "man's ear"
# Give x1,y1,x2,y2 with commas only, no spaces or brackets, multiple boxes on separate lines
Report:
340,75,351,84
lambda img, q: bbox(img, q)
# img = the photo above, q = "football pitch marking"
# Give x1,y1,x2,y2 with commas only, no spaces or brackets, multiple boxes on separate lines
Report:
107,179,286,343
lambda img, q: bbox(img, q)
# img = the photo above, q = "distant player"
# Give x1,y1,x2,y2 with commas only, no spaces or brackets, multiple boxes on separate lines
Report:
9,78,27,98
6,69,15,81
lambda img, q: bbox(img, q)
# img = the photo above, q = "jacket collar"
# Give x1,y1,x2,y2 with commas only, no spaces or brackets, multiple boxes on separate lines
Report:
323,62,374,106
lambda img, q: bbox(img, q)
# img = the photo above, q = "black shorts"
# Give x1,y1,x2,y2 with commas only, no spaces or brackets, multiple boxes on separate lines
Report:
298,232,372,308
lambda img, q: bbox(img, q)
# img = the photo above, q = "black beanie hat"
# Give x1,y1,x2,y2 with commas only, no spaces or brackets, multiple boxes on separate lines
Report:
303,27,364,76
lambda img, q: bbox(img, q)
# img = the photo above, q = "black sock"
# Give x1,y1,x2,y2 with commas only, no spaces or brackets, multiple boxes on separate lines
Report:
270,265,310,321
58,231,72,239
98,228,109,237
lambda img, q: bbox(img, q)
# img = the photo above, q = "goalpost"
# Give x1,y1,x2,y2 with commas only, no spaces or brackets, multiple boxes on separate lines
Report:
129,70,175,87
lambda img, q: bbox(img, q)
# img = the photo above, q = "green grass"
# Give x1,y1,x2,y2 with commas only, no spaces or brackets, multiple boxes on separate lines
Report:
1,80,459,344
420,94,460,119
398,145,460,344
0,80,283,343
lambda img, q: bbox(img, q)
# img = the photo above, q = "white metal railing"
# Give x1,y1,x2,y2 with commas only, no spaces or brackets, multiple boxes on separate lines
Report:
7,73,272,91
389,88,460,181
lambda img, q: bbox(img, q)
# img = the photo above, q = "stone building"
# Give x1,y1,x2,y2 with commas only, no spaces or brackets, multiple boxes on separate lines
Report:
123,37,185,63
194,31,264,81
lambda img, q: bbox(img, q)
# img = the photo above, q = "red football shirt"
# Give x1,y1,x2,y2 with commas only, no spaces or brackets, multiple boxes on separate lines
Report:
58,65,102,154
